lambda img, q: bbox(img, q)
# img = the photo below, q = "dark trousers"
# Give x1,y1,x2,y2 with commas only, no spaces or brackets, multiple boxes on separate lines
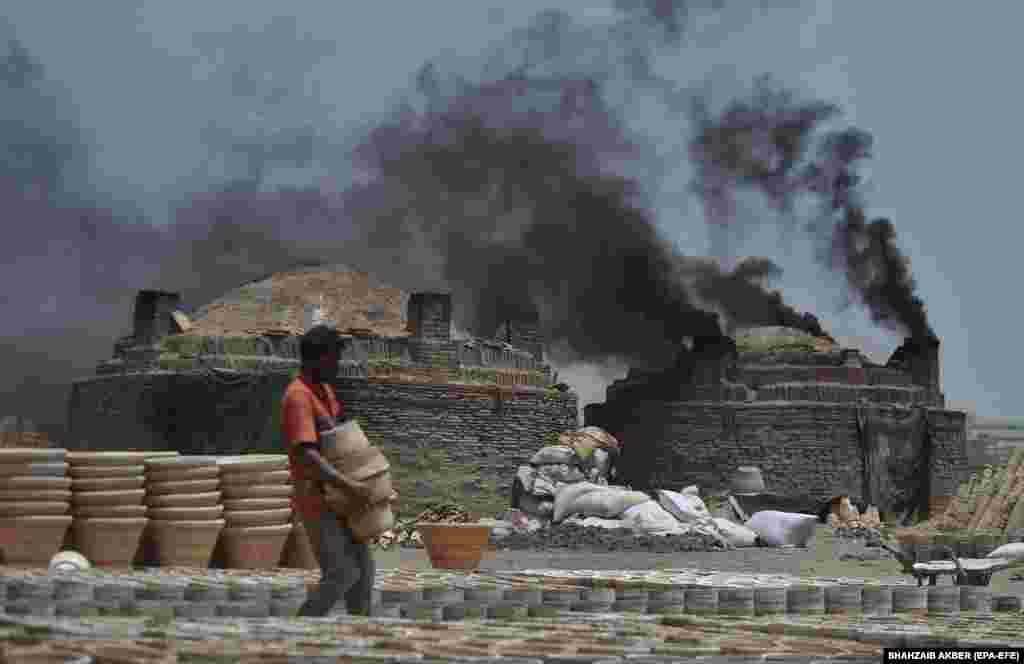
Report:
298,512,375,617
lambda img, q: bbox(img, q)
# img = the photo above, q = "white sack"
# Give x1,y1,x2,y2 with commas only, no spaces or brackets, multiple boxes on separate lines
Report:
553,482,604,522
530,446,577,465
515,465,536,493
744,510,818,547
658,490,712,524
681,485,700,496
713,517,759,547
564,516,627,529
621,500,686,535
569,488,651,519
518,493,554,519
988,542,1024,562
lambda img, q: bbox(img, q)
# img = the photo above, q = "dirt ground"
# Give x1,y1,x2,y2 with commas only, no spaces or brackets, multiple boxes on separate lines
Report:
376,527,1024,596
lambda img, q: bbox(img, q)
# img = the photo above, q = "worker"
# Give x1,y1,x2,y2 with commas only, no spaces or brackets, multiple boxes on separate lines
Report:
281,324,375,617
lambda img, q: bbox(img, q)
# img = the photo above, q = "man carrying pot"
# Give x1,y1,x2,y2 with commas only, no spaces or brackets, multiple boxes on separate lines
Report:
281,324,376,617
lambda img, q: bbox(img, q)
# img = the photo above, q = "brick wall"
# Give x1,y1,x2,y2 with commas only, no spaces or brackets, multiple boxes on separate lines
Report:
67,370,577,491
595,400,968,509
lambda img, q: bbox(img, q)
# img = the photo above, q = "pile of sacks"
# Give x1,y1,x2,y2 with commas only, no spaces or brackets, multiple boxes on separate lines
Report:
826,496,882,532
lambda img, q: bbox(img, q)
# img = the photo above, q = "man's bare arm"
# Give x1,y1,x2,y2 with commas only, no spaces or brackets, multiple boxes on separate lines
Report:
299,443,367,496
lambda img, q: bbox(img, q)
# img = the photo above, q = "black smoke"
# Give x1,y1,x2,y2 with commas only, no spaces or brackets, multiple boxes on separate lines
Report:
689,76,934,339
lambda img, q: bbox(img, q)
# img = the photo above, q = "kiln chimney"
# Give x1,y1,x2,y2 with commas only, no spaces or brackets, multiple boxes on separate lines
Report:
906,334,941,395
407,292,452,342
133,290,180,346
691,335,738,385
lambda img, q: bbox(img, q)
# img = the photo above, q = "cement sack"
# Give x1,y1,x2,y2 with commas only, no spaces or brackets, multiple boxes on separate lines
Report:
530,474,561,498
518,493,554,519
621,500,686,535
564,516,627,529
535,462,586,485
552,482,605,522
744,510,818,547
567,488,651,519
658,490,712,523
987,542,1024,562
681,485,700,496
515,465,536,494
713,517,758,547
530,446,577,466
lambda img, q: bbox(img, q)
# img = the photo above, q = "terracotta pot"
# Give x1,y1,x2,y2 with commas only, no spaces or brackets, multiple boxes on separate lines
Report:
71,476,145,492
219,469,291,486
0,501,69,517
68,463,145,478
146,491,221,508
143,455,216,472
224,508,293,527
146,478,220,495
318,420,370,459
0,515,72,564
72,489,145,507
219,523,293,569
73,503,148,518
148,505,224,521
0,489,71,502
67,451,150,466
218,455,289,475
71,517,148,566
279,517,318,569
221,484,293,500
145,465,219,483
0,462,68,477
0,476,71,491
0,448,66,463
223,497,291,511
147,519,225,567
350,500,396,542
416,523,493,570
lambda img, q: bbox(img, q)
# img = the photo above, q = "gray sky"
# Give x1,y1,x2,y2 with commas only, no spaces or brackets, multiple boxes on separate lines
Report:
5,1,1015,418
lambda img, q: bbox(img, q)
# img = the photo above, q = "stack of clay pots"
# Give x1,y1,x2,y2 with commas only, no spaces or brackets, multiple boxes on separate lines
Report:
320,419,396,542
68,451,154,566
0,447,71,564
217,455,294,568
144,455,225,567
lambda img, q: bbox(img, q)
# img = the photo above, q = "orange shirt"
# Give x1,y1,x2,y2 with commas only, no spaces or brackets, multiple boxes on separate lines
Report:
280,374,343,519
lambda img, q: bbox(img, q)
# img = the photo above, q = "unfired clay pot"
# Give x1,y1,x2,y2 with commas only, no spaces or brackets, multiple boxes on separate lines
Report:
145,465,219,483
71,476,145,492
71,489,145,507
72,517,148,566
220,523,293,569
146,491,221,508
145,479,220,495
0,476,71,491
147,519,225,567
148,505,223,521
0,515,72,564
73,503,148,518
0,501,69,517
218,455,289,474
69,464,144,478
219,469,290,486
221,484,292,500
0,489,71,502
224,508,293,527
223,498,290,511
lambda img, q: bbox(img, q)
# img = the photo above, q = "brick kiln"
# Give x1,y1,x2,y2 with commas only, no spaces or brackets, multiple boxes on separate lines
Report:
585,327,969,519
66,268,578,492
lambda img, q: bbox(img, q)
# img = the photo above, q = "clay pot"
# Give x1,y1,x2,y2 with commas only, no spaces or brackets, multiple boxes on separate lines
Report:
218,455,288,475
73,503,148,518
0,476,71,491
146,491,221,508
0,515,72,564
221,484,292,500
71,517,148,566
148,505,224,521
223,497,291,511
219,523,293,569
146,478,220,495
0,489,71,502
67,451,150,466
0,462,68,477
416,523,493,570
279,517,318,569
143,455,216,471
0,448,66,463
318,420,370,459
72,489,145,506
220,469,291,486
71,476,145,492
0,501,69,517
69,463,144,478
350,500,396,542
224,508,293,527
146,465,219,483
147,519,225,567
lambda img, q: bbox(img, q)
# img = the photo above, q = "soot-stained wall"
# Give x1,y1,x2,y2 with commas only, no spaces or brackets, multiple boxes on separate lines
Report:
67,370,577,490
590,400,968,510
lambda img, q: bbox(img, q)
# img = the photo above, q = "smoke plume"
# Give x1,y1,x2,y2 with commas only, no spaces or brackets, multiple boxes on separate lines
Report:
689,76,933,338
